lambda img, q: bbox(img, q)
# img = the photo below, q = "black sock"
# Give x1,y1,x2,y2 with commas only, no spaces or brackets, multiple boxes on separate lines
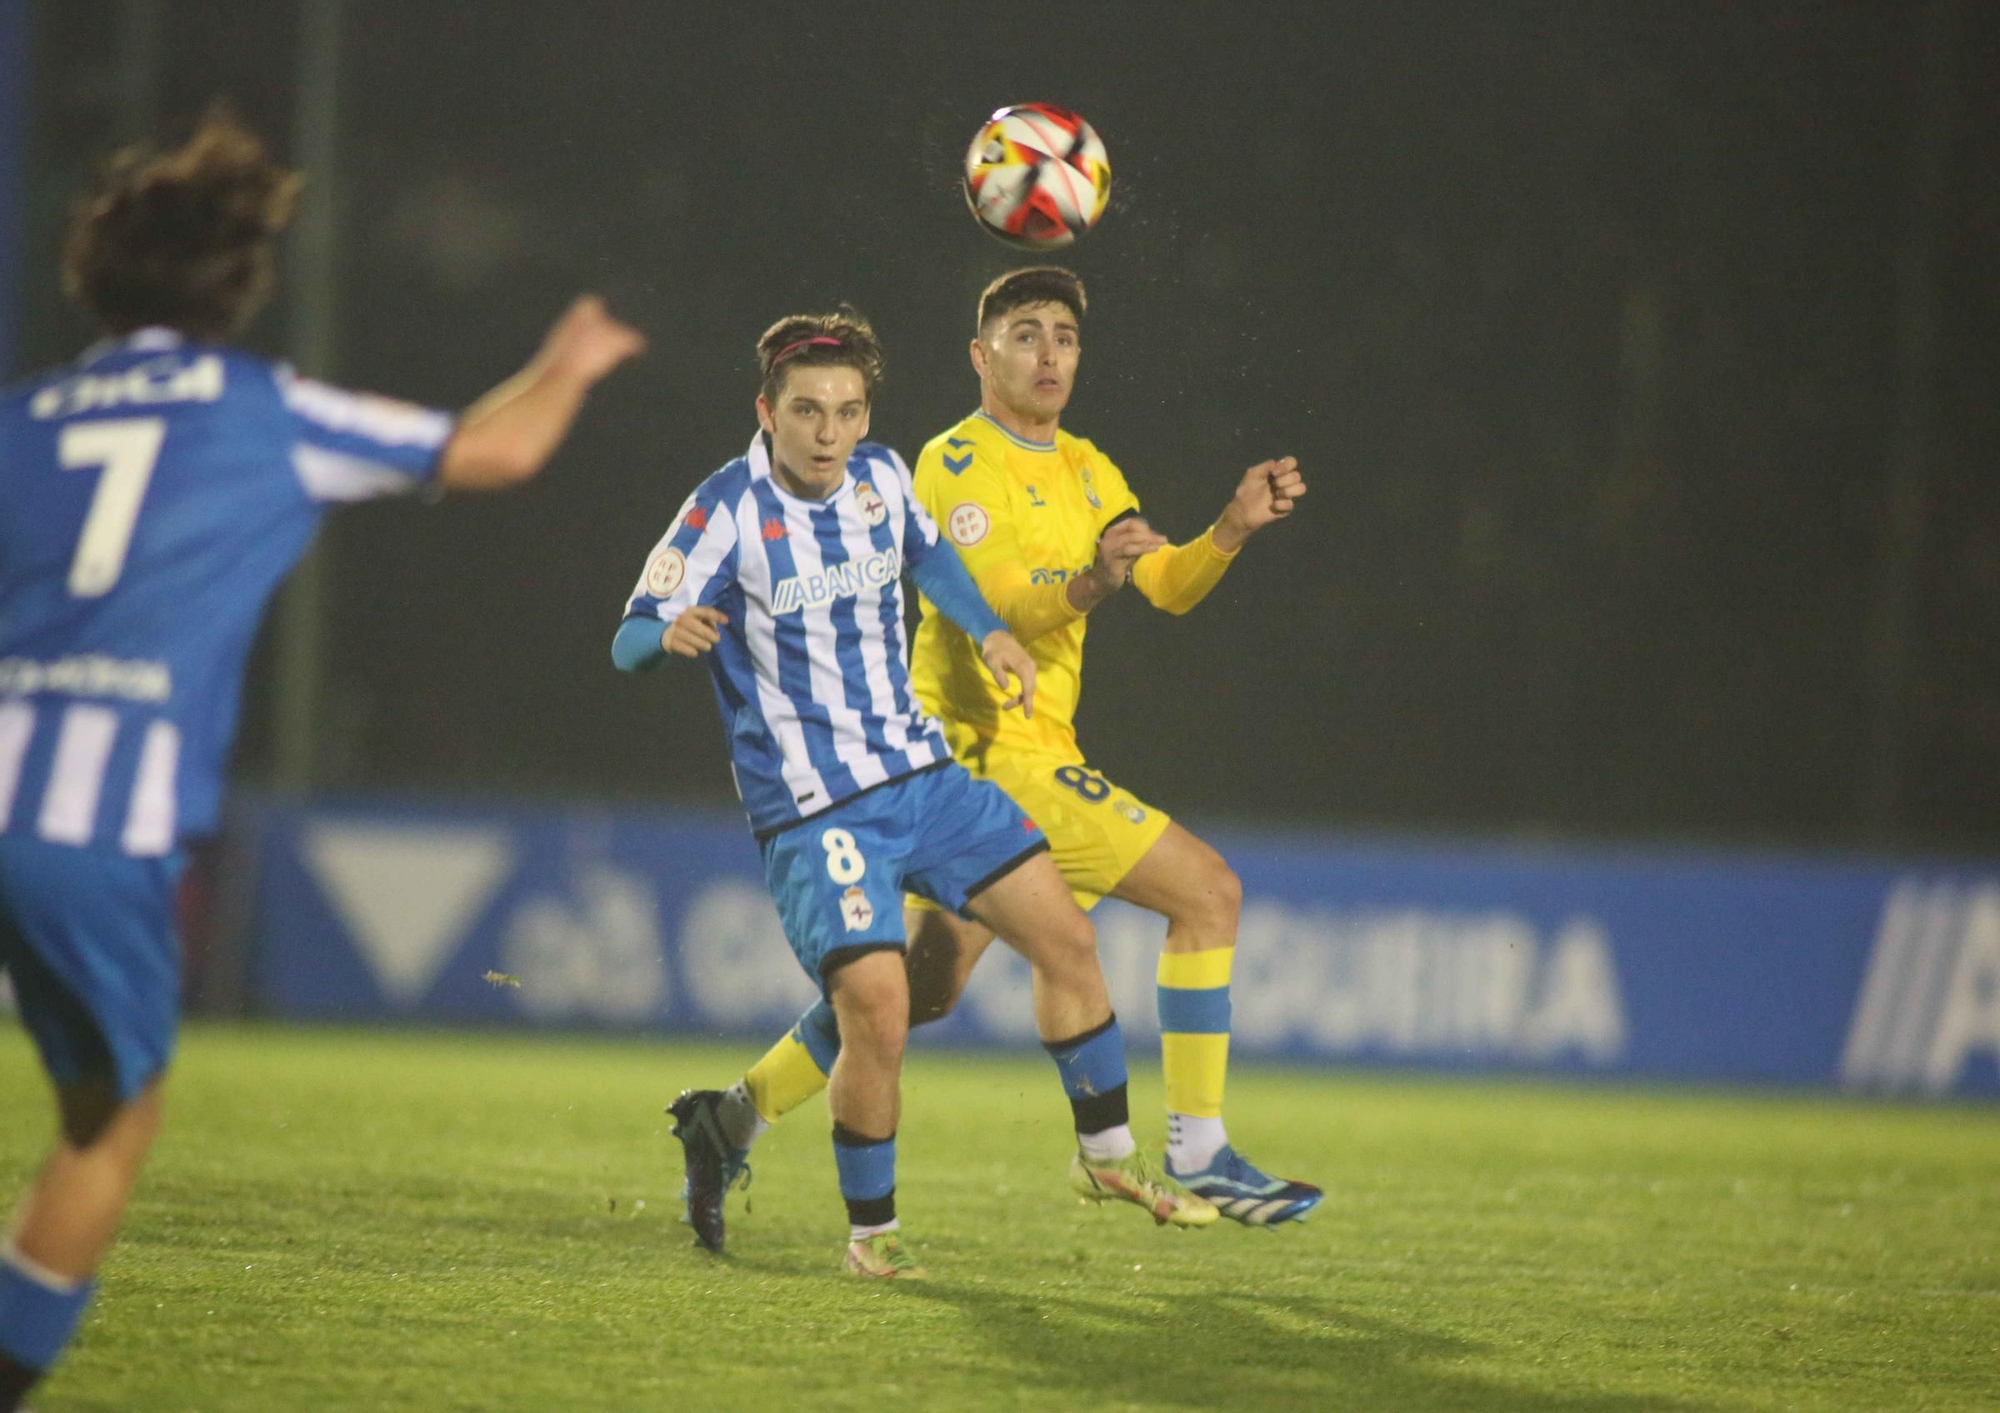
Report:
1070,1083,1130,1138
843,1191,897,1228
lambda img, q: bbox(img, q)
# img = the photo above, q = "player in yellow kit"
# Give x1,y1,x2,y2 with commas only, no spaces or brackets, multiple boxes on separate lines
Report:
670,267,1319,1231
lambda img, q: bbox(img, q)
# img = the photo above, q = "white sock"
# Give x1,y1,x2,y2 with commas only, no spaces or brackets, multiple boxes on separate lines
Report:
1076,1123,1136,1163
849,1217,899,1242
718,1081,769,1151
1167,1113,1227,1173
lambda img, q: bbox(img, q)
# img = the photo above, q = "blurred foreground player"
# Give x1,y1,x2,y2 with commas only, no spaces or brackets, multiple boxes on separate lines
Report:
0,110,642,1408
688,267,1321,1229
612,311,1213,1275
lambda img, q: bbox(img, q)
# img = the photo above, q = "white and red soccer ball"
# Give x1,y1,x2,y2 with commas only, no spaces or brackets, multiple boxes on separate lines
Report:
963,103,1111,250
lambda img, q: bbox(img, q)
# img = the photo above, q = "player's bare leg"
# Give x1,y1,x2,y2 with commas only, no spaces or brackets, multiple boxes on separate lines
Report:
1112,820,1241,956
823,952,923,1277
825,950,908,1140
1,1079,164,1409
1114,822,1321,1226
904,906,994,1026
965,853,1215,1227
961,852,1107,1041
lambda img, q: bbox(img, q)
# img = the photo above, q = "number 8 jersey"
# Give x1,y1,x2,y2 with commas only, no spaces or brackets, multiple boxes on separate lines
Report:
0,328,453,855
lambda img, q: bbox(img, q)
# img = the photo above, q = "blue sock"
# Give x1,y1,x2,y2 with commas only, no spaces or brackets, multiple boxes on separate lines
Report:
1044,1014,1131,1136
0,1248,94,1375
831,1123,896,1231
793,998,842,1074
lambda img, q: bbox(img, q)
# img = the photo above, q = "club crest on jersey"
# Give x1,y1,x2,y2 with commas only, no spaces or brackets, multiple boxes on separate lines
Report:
644,548,687,597
948,503,990,547
853,481,887,527
772,546,901,615
1081,466,1103,510
840,886,875,932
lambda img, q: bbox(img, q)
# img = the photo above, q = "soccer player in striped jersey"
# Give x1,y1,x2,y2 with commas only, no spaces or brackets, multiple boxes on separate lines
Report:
614,311,1214,1275
705,268,1321,1230
0,111,642,1409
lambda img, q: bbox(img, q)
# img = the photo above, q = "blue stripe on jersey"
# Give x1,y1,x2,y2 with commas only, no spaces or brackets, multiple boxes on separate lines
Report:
750,479,860,804
808,503,908,776
859,482,919,721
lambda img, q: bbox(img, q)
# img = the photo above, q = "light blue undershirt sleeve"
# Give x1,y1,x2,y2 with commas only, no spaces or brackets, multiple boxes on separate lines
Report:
612,615,668,672
909,541,1007,644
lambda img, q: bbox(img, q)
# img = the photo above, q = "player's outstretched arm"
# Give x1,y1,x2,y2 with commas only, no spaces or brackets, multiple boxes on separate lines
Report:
1127,456,1306,617
439,296,645,491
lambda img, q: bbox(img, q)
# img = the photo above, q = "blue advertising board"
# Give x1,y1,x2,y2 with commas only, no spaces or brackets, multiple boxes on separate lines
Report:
241,797,2000,1099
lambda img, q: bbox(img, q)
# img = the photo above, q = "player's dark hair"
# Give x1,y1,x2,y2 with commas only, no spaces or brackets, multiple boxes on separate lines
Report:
756,310,886,405
977,266,1087,332
62,104,302,341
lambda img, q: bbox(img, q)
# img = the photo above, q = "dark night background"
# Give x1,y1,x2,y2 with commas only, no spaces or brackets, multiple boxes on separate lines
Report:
10,1,1997,855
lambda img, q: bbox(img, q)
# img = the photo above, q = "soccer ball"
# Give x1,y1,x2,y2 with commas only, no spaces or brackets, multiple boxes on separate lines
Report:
962,103,1111,250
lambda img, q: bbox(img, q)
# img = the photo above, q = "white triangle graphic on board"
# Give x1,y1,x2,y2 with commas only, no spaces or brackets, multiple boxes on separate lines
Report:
303,823,515,1006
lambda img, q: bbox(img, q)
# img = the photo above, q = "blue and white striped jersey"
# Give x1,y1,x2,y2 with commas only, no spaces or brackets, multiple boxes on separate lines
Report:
0,328,453,855
621,433,1005,837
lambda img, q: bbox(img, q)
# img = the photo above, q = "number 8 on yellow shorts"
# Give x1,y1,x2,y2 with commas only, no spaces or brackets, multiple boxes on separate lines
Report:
905,752,1171,915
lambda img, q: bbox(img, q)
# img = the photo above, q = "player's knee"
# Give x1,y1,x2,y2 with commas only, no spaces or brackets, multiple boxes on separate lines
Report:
844,1004,908,1068
833,969,910,1054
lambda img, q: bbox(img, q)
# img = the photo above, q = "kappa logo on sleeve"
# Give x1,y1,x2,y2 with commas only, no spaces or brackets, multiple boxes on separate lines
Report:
644,548,687,597
854,481,887,527
947,503,991,547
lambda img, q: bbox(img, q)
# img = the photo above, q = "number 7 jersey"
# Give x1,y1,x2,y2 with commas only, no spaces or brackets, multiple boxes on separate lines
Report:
0,328,453,855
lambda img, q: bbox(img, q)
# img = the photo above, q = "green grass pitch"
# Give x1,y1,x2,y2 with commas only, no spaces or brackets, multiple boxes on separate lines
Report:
2,1023,1995,1411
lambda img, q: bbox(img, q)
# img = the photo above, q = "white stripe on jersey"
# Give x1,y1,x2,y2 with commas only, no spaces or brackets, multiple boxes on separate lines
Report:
38,705,118,845
0,700,34,825
280,372,455,447
120,721,180,857
836,472,915,757
292,442,426,503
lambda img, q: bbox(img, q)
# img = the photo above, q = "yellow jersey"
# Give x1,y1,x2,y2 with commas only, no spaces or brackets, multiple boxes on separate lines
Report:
908,409,1238,764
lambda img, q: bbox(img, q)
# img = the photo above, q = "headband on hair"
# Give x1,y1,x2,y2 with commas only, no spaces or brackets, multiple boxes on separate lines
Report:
771,335,844,365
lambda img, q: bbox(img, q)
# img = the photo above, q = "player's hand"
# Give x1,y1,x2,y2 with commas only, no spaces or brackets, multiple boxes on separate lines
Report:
1214,456,1306,551
664,606,727,657
1087,516,1170,595
980,630,1037,720
544,295,646,386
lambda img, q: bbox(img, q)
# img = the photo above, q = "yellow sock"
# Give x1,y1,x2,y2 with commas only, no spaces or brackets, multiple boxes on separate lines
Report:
742,1029,832,1123
1157,946,1233,1120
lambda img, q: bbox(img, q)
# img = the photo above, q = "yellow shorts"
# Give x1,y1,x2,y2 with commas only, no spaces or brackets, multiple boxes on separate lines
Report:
907,751,1172,914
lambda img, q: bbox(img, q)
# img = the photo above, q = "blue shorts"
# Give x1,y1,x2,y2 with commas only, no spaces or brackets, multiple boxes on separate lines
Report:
759,762,1048,986
0,834,185,1101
